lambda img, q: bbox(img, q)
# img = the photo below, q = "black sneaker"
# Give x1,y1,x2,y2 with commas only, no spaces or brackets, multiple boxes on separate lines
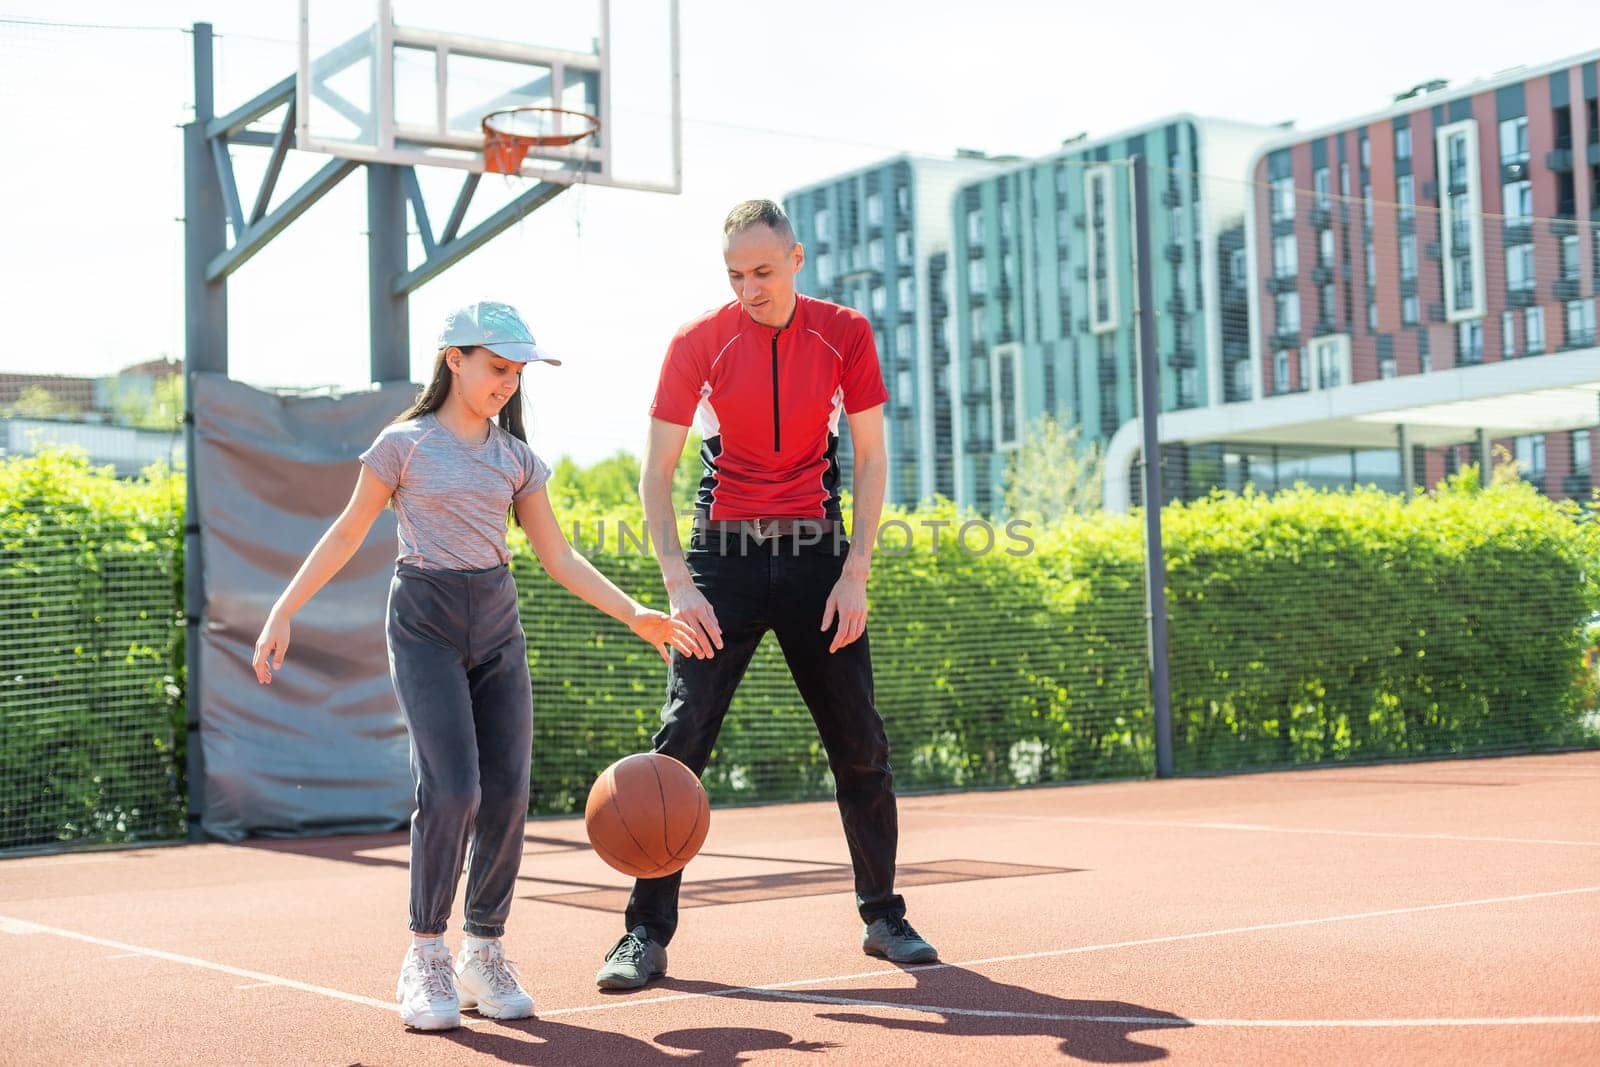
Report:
862,916,939,964
595,925,668,990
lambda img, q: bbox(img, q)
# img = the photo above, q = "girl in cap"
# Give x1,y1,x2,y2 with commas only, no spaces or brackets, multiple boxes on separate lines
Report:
250,301,705,1030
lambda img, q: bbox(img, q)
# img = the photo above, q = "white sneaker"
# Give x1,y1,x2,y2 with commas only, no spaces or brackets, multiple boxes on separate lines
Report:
456,940,535,1019
396,941,460,1030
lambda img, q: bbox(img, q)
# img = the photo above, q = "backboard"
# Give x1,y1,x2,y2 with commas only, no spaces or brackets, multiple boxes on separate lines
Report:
296,0,680,193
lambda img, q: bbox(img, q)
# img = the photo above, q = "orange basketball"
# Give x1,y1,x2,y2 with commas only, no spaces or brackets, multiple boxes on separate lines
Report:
584,753,710,879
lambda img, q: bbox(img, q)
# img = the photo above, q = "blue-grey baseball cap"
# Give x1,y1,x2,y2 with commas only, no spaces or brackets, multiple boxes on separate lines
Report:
437,301,562,365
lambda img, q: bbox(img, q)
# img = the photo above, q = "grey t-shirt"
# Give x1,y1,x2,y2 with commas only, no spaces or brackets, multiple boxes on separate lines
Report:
360,412,552,571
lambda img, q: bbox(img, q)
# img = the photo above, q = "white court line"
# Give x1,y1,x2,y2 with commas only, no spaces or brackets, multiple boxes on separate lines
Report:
104,952,142,959
535,885,1600,1020
914,809,1600,848
3,886,1597,1031
0,915,396,1013
235,982,276,990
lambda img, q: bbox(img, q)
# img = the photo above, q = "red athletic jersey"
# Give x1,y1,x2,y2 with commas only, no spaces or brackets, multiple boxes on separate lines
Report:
650,294,888,520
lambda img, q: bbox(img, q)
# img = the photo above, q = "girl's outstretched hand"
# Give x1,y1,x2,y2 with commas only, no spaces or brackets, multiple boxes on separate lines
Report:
252,614,290,684
628,607,709,664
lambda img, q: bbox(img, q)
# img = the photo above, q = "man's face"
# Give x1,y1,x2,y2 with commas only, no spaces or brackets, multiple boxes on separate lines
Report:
724,224,804,328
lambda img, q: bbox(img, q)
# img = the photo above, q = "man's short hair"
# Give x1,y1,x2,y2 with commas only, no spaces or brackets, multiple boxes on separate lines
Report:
723,199,796,247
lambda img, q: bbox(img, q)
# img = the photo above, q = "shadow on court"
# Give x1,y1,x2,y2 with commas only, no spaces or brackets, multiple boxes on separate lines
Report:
418,1017,833,1066
661,967,1191,1062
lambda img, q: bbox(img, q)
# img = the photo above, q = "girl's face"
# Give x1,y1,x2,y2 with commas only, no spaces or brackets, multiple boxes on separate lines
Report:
447,347,525,421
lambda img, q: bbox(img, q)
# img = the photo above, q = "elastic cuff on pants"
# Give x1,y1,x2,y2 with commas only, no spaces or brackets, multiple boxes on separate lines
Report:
464,922,506,938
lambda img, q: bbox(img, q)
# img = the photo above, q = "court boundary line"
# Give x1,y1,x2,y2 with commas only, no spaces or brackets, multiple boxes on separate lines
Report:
913,810,1600,848
3,885,1596,1030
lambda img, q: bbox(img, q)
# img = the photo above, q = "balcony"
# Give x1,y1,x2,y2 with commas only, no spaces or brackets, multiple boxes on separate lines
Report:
1312,264,1334,285
1169,343,1197,368
1397,214,1415,236
1271,217,1296,237
1266,274,1299,294
1500,159,1530,184
1554,276,1582,300
965,437,994,454
1547,137,1574,172
1271,330,1301,350
1162,186,1181,207
1502,220,1533,246
1166,295,1189,317
1164,241,1184,263
1309,205,1331,230
1506,285,1538,308
1565,472,1594,497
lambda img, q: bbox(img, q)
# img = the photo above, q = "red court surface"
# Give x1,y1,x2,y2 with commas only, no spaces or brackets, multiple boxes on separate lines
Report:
3,751,1597,1065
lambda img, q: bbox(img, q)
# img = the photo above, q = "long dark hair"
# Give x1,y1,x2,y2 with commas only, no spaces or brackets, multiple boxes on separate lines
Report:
394,346,529,443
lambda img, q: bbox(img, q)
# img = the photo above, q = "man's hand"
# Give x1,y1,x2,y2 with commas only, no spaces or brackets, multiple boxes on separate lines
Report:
821,565,869,653
627,608,706,664
666,573,722,658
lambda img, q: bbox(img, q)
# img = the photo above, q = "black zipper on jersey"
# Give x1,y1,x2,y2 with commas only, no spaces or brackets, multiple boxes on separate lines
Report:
770,333,781,451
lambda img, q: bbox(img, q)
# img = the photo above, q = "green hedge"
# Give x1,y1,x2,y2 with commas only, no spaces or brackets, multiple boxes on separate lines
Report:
0,451,186,850
3,451,1596,848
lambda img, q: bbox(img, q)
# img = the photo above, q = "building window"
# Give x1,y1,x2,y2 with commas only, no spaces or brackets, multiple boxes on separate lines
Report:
1567,298,1597,348
865,191,883,227
1085,165,1119,333
1273,349,1292,394
1321,283,1336,325
870,286,887,316
1272,233,1297,277
1402,294,1419,325
1399,235,1417,279
868,238,885,270
1499,116,1530,165
1270,176,1295,221
1368,301,1379,332
966,209,983,245
1360,136,1370,169
815,252,834,287
1526,307,1546,354
1457,319,1484,364
1503,181,1533,220
1314,166,1331,208
1340,162,1351,197
1396,175,1415,220
1514,435,1546,480
1275,291,1301,336
1574,429,1591,475
814,207,831,240
1379,350,1396,378
897,275,915,308
895,323,913,356
1310,334,1351,389
896,229,912,260
1362,183,1374,226
968,258,986,295
992,342,1024,450
1395,126,1412,161
1437,119,1485,321
1502,310,1517,357
895,184,911,215
1506,244,1534,293
1561,234,1581,279
1319,228,1335,267
1229,248,1247,288
1365,241,1377,282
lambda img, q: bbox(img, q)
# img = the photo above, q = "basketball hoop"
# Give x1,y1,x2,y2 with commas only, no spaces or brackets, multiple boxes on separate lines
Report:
481,105,601,175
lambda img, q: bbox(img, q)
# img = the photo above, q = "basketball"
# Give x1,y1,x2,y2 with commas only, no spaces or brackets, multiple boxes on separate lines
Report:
585,753,710,878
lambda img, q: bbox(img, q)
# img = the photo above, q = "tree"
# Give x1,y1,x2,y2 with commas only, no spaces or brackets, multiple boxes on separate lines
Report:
110,375,184,430
1001,413,1106,520
5,384,70,419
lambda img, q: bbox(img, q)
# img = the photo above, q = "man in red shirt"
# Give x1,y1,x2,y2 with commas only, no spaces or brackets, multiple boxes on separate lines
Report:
595,199,939,990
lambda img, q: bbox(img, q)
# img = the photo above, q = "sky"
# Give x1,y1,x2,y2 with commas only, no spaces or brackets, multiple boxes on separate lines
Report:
1,0,1593,464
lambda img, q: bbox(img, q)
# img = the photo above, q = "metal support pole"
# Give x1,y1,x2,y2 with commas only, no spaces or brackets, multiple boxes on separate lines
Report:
1477,427,1492,487
1398,424,1414,500
1132,155,1174,779
183,22,227,840
367,164,411,382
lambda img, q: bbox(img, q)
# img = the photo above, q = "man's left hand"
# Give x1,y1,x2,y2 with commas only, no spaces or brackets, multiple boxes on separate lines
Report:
821,567,869,653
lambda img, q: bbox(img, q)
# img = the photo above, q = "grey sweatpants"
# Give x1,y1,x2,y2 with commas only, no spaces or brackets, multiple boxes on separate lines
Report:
387,563,532,938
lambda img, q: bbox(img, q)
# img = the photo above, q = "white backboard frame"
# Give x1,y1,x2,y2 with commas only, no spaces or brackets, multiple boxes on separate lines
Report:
294,0,680,193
